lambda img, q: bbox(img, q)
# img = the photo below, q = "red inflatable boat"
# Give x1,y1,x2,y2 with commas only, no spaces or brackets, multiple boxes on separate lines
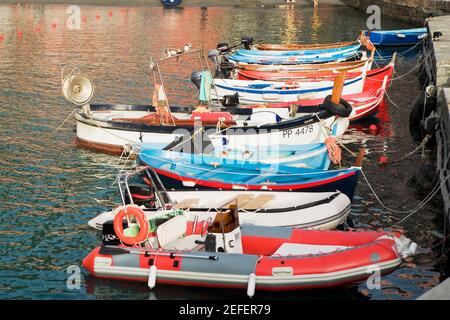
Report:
83,206,416,295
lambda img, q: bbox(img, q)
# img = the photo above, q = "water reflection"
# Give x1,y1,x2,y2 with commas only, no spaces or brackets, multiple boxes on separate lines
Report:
0,3,445,300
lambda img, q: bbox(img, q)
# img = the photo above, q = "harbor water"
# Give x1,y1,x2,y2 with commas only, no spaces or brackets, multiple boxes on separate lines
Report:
0,4,446,299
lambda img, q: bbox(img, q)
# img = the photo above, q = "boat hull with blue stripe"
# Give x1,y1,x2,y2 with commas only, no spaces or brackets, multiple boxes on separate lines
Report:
237,42,361,57
212,75,365,104
137,149,361,200
227,49,361,65
364,28,427,46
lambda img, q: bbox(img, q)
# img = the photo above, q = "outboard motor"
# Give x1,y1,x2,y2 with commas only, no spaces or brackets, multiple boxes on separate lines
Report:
220,93,239,108
190,71,203,90
207,49,220,64
101,220,127,245
218,62,235,79
241,36,254,50
217,42,231,54
123,183,157,209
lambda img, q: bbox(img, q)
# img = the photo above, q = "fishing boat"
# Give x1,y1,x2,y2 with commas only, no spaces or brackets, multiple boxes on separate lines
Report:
62,49,349,155
235,42,362,57
229,76,387,122
235,52,387,83
252,39,359,51
211,72,365,104
83,205,417,294
74,102,347,155
228,61,392,122
226,49,362,65
364,28,428,46
236,53,371,73
137,148,361,200
140,138,333,170
87,167,351,230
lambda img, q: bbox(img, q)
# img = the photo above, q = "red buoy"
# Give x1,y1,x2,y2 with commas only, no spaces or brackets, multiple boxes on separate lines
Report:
120,8,126,13
369,124,378,134
0,34,4,42
378,155,389,166
96,14,101,20
35,26,41,32
108,11,113,17
17,30,23,39
51,22,57,29
82,16,87,22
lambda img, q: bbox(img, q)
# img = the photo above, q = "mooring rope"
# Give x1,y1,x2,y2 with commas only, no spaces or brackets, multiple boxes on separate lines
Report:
359,161,450,227
52,108,78,135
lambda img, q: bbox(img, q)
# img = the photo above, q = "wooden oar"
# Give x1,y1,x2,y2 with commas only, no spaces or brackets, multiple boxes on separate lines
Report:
331,71,347,104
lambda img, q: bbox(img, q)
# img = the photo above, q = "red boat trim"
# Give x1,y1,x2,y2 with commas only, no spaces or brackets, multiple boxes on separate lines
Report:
151,166,357,191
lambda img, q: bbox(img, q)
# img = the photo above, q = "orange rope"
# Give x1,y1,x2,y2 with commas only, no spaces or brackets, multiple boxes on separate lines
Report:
325,136,342,165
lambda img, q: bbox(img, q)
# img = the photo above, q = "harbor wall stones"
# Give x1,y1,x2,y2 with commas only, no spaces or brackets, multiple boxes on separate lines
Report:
427,15,450,226
341,0,450,23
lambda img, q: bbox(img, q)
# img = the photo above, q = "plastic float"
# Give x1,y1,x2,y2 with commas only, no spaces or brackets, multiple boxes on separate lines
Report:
83,205,417,294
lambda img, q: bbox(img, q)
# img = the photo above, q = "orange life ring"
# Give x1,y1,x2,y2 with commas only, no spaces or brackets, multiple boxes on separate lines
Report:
113,206,149,246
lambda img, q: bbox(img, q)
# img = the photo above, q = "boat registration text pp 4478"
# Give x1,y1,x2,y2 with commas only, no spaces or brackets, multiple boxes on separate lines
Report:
282,125,314,139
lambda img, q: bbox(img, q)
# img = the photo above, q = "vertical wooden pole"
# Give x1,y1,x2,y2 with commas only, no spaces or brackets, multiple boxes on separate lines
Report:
331,71,347,105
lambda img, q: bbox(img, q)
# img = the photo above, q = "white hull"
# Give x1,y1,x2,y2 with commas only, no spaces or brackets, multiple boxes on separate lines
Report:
88,190,351,230
75,110,189,151
208,117,349,149
212,76,365,104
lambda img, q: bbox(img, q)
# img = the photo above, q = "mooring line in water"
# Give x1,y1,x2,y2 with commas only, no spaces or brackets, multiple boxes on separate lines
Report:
373,39,425,62
52,108,78,135
360,168,450,226
384,81,428,111
384,135,432,164
372,44,433,84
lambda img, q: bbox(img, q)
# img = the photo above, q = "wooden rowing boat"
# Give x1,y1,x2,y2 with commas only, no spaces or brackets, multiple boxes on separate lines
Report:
253,40,357,51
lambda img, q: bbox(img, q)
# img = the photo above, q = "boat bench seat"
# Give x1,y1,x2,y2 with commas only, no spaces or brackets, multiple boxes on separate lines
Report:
156,215,205,250
272,243,349,256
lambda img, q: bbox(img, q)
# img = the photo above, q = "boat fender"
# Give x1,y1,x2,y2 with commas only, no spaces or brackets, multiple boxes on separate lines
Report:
148,265,157,289
322,95,352,118
247,273,256,298
388,235,417,258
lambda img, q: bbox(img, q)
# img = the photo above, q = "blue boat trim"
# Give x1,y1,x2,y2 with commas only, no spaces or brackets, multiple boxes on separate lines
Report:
214,76,363,95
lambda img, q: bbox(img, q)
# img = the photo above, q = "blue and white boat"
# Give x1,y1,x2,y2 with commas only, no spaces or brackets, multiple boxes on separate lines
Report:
212,75,365,104
139,142,332,170
226,49,361,65
364,28,428,46
137,149,361,200
236,42,361,57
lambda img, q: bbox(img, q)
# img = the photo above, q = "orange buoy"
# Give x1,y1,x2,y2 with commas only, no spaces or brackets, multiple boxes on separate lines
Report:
96,14,101,20
51,22,57,29
369,124,378,134
108,11,113,17
82,16,87,22
35,26,41,32
378,155,389,166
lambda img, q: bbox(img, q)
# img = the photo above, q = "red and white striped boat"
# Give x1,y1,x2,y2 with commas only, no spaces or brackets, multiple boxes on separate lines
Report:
234,65,392,122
